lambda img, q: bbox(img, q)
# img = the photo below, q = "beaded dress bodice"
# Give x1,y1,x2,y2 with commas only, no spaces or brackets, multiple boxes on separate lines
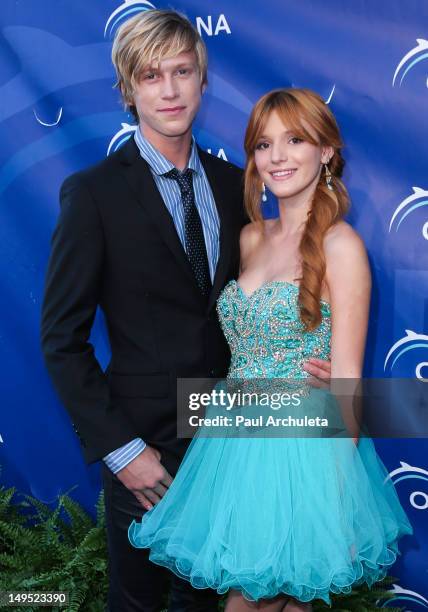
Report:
217,280,331,380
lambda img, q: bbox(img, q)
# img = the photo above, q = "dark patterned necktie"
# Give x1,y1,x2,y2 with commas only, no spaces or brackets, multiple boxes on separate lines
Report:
165,168,212,298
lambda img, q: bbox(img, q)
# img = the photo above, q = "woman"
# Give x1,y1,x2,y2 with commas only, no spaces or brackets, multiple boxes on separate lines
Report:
128,89,412,611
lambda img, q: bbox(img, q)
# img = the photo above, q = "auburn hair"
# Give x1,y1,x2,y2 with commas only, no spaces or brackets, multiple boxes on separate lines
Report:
244,88,349,331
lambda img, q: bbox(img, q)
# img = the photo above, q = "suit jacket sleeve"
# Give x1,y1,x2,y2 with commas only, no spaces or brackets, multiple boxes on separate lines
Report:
41,173,138,463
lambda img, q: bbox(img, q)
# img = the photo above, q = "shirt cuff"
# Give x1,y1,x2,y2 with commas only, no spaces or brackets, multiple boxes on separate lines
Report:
103,438,146,474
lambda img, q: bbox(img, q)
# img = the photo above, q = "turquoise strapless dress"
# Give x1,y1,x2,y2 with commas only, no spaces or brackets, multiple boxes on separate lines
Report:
128,281,413,604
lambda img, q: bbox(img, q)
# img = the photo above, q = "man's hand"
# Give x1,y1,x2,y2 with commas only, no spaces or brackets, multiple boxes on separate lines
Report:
303,357,331,388
115,445,173,511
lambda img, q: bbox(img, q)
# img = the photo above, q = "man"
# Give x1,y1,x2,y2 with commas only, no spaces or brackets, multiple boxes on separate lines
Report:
41,9,329,612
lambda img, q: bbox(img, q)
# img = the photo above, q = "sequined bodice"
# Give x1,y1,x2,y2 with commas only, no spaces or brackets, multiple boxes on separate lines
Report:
217,280,331,380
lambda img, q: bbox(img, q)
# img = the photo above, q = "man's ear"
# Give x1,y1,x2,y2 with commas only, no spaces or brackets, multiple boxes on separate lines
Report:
122,85,134,111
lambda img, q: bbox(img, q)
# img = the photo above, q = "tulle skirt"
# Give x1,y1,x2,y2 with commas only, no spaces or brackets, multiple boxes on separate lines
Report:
128,388,412,604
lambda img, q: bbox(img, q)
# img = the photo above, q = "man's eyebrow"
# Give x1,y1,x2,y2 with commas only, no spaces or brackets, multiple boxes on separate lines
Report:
143,61,195,72
168,62,196,70
141,64,159,72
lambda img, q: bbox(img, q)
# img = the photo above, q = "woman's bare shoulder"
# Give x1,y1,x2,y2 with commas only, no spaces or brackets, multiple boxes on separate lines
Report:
240,221,264,248
324,220,366,256
324,221,371,291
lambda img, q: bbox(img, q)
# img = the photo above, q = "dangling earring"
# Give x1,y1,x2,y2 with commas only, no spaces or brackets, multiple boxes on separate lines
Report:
262,182,267,202
324,164,333,191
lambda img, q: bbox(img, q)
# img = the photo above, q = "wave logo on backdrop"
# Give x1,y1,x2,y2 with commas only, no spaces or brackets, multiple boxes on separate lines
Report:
380,584,428,609
105,0,156,38
389,187,428,240
107,123,137,155
384,330,428,380
392,38,428,87
386,462,428,511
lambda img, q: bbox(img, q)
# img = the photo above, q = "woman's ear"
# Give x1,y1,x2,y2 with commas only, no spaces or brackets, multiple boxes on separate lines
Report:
321,146,334,164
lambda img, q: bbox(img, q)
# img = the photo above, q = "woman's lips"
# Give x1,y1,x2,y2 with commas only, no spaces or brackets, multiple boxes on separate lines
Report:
270,169,297,180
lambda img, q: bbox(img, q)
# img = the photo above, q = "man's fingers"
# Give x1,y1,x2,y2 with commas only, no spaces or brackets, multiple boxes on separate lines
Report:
133,483,167,510
161,470,173,488
309,357,331,371
153,482,168,497
134,491,153,511
142,488,162,506
305,358,331,373
303,362,319,376
304,361,331,381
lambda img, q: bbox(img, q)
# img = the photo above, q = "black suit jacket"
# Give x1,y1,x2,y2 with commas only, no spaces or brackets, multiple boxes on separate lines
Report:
41,138,245,469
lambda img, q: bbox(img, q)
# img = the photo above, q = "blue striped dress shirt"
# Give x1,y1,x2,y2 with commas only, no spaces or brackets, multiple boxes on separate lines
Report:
103,129,220,474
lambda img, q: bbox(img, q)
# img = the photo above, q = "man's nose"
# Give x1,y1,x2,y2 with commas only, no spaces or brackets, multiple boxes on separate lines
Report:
161,75,178,98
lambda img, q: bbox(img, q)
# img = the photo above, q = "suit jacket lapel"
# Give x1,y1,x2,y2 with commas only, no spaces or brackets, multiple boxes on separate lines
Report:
117,138,202,295
116,139,235,309
198,148,234,312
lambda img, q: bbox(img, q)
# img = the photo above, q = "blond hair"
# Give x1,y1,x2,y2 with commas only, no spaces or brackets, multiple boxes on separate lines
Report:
111,9,208,120
244,88,350,331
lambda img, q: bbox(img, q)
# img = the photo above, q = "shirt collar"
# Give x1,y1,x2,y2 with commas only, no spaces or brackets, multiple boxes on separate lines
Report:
134,127,202,177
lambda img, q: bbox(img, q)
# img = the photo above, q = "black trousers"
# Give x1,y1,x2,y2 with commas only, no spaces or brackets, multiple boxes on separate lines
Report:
102,462,220,612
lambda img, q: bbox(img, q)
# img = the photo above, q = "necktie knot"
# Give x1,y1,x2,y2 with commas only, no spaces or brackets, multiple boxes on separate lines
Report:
165,168,193,194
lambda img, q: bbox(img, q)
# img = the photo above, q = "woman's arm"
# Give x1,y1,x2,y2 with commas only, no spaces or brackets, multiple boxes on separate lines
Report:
324,221,372,442
325,221,371,379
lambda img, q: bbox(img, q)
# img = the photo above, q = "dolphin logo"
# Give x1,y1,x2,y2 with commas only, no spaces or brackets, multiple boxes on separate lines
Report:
107,123,138,155
380,584,428,608
385,462,428,510
104,1,156,39
33,107,63,127
0,112,127,196
289,82,336,105
389,187,428,239
393,38,428,86
0,27,113,125
325,84,336,104
384,329,428,378
387,461,428,483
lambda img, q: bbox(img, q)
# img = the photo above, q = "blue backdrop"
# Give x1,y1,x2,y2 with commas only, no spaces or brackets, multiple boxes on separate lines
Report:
0,0,427,607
